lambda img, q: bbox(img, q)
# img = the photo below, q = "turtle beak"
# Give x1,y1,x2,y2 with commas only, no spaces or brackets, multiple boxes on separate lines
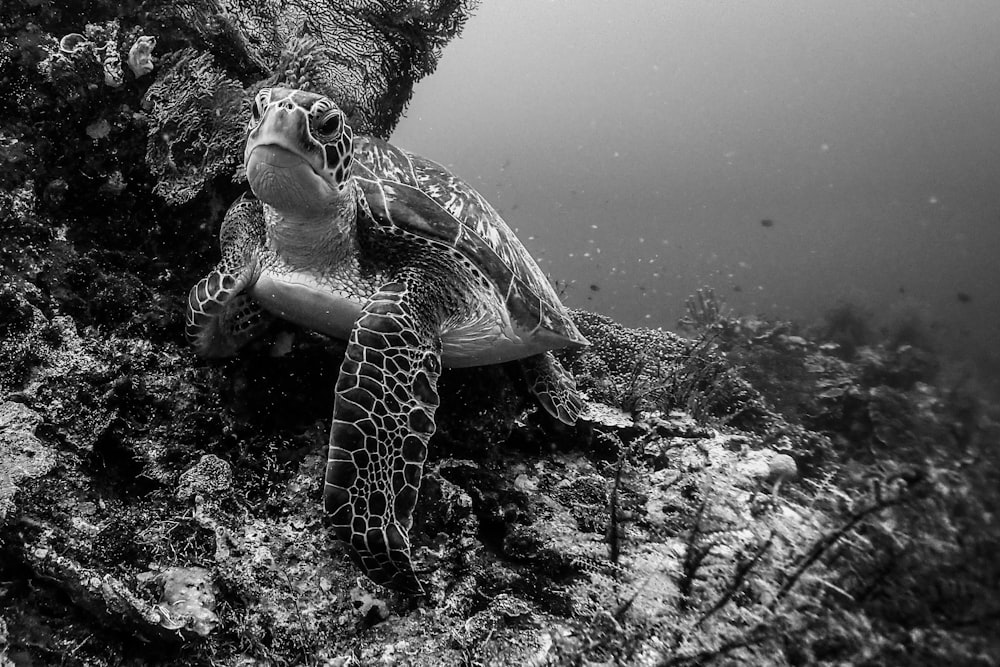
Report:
248,144,306,169
246,105,312,168
246,144,337,216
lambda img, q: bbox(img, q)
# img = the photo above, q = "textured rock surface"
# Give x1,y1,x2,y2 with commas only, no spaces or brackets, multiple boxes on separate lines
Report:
0,402,54,521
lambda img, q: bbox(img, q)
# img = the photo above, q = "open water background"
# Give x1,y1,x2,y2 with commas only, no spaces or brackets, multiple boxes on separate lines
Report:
393,0,1000,377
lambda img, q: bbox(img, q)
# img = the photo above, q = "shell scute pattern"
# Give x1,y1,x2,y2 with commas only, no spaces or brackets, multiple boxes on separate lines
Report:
352,136,583,342
382,182,462,244
354,137,419,188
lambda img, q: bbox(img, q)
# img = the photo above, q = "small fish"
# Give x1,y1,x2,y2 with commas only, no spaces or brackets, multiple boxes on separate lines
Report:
957,292,972,303
760,219,774,228
589,284,600,292
732,285,743,292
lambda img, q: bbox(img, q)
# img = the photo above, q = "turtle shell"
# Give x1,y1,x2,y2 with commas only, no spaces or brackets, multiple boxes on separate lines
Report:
352,136,587,347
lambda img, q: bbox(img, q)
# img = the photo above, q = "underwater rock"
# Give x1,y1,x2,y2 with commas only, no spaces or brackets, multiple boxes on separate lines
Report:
127,36,156,77
153,567,220,637
501,455,612,590
177,454,234,501
85,118,111,140
581,400,637,431
410,468,483,603
176,451,238,563
451,593,552,664
49,21,125,88
0,285,58,395
0,617,10,667
14,535,165,639
766,452,798,485
95,22,123,87
0,402,55,522
348,585,389,625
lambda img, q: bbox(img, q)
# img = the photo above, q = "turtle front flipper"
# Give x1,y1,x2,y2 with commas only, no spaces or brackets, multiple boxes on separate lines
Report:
523,351,585,425
324,278,442,594
185,195,270,358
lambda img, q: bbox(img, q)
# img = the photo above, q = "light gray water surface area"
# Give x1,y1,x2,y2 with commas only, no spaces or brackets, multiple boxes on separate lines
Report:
393,0,1000,369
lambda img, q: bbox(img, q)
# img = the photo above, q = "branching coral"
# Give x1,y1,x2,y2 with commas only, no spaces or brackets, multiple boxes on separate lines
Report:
570,309,775,429
143,49,246,205
677,286,731,334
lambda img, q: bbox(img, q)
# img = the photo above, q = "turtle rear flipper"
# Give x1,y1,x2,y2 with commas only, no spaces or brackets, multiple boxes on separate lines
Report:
523,351,585,425
185,196,270,357
323,276,442,594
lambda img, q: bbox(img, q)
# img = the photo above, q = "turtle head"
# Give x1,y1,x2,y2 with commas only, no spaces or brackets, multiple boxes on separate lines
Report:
244,87,355,217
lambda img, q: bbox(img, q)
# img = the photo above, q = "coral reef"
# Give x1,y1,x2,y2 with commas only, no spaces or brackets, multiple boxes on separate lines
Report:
568,309,776,429
0,1,998,665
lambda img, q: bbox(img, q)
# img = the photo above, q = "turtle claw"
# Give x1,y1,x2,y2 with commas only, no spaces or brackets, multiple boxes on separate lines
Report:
186,195,268,358
186,272,269,357
524,351,585,425
354,533,425,595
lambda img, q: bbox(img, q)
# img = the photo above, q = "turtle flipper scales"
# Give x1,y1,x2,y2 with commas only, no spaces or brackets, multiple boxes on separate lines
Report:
324,277,442,594
523,351,585,425
186,195,270,357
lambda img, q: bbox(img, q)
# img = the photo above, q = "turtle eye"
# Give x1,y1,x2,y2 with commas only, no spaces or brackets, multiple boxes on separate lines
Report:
316,111,342,138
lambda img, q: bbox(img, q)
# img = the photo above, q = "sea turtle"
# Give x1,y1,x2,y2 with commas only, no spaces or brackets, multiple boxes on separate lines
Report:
185,86,588,593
